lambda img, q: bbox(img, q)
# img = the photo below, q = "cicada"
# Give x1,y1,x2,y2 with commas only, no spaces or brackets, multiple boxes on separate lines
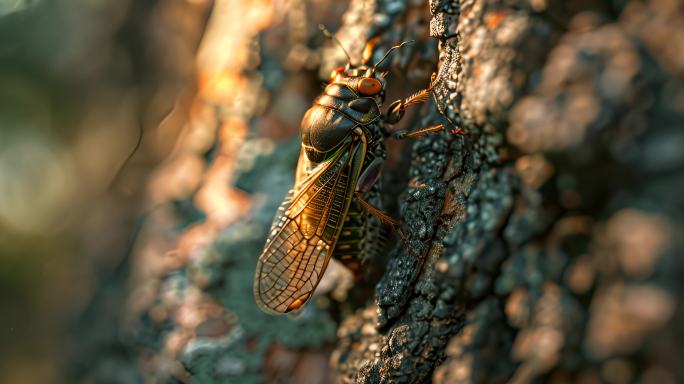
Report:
253,33,444,314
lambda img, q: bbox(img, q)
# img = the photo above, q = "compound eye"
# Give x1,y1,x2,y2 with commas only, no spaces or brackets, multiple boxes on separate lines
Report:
358,77,382,96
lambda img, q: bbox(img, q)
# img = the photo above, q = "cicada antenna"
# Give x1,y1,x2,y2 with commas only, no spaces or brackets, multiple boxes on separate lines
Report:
371,40,414,74
319,24,353,67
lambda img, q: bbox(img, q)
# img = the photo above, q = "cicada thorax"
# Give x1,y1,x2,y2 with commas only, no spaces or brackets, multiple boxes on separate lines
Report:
300,77,383,162
298,79,388,276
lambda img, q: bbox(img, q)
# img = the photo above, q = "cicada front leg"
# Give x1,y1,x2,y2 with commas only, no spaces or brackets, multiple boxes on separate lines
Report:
382,81,445,139
383,73,465,139
383,87,433,126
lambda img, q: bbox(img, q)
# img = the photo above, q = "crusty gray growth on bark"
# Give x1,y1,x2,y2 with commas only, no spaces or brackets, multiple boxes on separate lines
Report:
332,0,684,383
71,0,684,383
330,0,552,382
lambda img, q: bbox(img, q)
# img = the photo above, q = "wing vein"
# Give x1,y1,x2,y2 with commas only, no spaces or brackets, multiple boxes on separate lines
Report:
253,137,366,314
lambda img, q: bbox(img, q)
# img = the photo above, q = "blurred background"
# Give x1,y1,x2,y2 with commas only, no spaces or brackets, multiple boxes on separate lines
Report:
1,0,683,383
0,0,213,381
0,0,353,382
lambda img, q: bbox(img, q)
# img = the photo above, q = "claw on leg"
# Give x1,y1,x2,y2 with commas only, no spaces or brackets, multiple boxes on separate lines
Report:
450,127,467,136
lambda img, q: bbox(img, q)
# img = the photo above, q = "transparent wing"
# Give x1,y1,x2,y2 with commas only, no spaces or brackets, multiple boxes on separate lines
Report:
254,137,366,314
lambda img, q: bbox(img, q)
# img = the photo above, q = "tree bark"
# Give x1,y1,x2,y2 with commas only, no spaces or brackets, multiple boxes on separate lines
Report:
72,0,684,383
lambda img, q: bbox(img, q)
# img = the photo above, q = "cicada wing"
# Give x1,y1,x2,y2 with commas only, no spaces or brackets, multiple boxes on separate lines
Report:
254,138,366,314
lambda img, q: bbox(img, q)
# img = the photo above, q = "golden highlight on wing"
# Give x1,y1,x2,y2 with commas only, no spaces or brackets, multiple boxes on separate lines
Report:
254,138,366,314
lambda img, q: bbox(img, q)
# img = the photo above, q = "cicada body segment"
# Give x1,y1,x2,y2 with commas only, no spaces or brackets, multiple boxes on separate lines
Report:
300,81,382,163
300,106,356,162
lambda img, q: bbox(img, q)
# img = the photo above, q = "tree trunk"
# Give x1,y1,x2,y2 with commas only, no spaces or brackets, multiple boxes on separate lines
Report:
72,0,684,383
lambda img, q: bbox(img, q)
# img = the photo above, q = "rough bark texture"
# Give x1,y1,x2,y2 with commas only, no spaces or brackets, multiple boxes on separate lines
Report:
71,0,684,383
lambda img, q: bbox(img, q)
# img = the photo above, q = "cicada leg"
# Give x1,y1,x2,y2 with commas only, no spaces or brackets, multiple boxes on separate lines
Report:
353,191,420,258
390,123,444,140
382,85,444,140
383,88,432,126
383,73,466,139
